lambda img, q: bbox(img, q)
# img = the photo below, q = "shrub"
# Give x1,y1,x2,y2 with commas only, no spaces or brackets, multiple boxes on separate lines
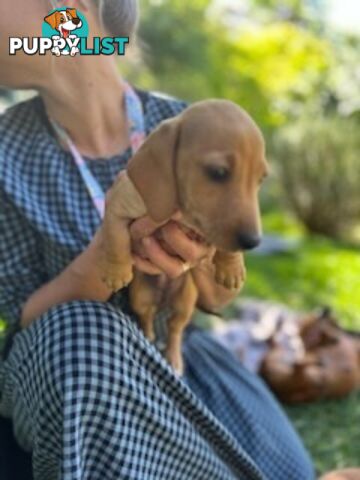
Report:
272,116,360,240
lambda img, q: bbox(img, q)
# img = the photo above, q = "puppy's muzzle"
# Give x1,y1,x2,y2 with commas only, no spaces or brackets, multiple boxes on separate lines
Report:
236,232,261,250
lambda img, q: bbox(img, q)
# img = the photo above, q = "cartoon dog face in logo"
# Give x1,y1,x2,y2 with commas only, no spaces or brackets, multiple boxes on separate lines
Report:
44,8,82,38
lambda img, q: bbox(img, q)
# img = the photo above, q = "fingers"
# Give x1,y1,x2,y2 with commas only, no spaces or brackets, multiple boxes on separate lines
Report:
129,212,212,278
133,254,163,275
130,215,167,242
141,236,191,279
160,221,209,264
170,211,183,221
129,211,182,242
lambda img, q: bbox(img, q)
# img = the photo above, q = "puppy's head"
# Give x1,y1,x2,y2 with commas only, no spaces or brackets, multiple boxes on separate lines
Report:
128,100,269,252
44,8,82,38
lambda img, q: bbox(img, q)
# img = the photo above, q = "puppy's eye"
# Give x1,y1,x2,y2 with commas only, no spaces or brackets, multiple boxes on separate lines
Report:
204,165,230,183
60,18,64,23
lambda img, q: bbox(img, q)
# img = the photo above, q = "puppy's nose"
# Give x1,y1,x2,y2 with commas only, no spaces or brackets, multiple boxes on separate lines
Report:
236,232,261,250
72,17,81,25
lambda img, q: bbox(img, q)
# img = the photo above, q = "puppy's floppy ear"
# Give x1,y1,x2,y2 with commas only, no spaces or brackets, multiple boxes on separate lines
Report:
127,118,181,223
66,8,78,19
44,11,59,30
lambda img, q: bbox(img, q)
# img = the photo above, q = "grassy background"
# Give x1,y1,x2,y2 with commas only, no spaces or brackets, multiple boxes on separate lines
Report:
229,209,360,475
244,211,360,329
286,391,360,476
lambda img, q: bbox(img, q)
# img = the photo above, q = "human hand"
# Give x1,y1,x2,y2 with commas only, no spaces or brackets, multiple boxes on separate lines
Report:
129,212,215,278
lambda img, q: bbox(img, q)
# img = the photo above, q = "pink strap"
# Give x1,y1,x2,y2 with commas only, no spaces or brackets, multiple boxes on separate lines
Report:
50,81,146,219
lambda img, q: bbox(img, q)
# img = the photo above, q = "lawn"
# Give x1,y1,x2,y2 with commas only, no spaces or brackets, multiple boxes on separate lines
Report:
240,210,360,475
243,211,360,329
286,391,360,476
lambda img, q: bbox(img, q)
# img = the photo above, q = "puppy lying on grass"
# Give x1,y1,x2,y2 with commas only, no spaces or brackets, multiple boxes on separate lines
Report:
261,307,360,403
99,99,268,374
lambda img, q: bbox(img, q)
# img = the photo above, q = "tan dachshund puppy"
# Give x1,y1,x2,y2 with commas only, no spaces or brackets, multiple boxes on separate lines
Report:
261,309,360,403
100,100,268,374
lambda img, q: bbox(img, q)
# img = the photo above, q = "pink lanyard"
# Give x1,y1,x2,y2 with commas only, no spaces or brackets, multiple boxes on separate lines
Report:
50,82,146,219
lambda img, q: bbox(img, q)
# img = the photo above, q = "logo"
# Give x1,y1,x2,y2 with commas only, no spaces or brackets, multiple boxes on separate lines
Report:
9,7,129,56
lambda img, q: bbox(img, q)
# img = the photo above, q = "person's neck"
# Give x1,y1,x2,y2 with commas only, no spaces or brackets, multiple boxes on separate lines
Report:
40,58,129,159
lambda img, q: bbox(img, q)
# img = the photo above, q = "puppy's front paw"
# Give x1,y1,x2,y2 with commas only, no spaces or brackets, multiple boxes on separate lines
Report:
215,262,246,290
101,260,134,292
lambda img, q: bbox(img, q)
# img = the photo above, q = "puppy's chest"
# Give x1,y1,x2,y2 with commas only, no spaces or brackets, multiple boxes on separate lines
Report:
142,273,188,310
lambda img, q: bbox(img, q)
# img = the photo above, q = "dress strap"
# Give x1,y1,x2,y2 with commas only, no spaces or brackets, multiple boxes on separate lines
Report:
49,81,146,219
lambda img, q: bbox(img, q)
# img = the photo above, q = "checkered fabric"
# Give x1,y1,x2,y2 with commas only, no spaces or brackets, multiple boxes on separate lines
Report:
0,89,314,479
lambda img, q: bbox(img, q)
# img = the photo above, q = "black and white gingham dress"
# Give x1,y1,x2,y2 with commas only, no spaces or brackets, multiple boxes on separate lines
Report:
0,89,314,480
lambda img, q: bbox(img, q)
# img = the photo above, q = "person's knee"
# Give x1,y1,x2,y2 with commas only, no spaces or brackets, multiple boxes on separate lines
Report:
31,300,140,393
5,300,145,455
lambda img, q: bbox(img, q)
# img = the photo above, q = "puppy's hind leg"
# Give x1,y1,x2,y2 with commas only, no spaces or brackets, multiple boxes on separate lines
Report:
129,271,158,342
166,273,198,376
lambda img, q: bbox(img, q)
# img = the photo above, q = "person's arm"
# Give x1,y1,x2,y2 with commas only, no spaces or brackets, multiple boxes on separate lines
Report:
20,228,113,328
20,211,243,328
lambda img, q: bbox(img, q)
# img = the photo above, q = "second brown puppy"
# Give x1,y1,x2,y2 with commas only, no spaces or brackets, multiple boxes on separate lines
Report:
100,99,268,374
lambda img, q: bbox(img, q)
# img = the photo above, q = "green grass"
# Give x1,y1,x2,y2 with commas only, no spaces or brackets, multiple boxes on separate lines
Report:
242,211,360,329
286,391,360,476
241,210,360,474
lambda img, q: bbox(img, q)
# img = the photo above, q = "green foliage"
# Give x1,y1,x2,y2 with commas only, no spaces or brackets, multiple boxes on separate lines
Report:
253,0,302,10
135,0,360,135
137,0,214,99
272,115,360,239
137,0,333,132
209,22,330,129
320,34,360,119
139,0,211,71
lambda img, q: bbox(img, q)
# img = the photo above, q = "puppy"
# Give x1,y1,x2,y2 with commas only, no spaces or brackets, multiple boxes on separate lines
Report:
44,8,82,38
44,8,82,56
261,309,360,403
100,100,268,374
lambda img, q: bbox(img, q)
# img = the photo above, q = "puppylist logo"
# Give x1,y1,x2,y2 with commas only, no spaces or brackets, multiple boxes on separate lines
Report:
9,7,129,57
